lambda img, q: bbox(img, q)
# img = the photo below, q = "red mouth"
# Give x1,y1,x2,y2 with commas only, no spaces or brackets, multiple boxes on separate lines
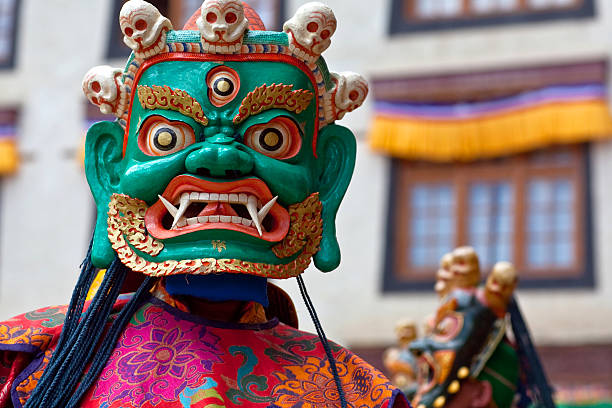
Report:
288,31,317,60
416,354,437,394
137,29,167,54
146,176,290,242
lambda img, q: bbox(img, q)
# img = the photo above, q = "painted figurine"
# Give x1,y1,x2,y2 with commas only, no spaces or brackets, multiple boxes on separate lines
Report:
383,319,419,398
386,248,554,408
434,253,453,299
0,1,407,407
411,253,520,408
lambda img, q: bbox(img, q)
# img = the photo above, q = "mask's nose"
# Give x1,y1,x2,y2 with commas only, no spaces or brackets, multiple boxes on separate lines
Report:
185,133,253,178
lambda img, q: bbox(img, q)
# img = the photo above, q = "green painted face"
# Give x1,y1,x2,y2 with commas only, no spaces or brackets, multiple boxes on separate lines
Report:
85,57,356,279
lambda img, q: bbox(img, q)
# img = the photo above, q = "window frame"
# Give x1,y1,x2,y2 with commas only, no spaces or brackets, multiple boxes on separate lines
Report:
389,0,595,34
0,0,20,69
382,145,595,292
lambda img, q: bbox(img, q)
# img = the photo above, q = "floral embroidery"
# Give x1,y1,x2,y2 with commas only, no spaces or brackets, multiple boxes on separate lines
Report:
352,366,373,396
1,299,402,408
16,349,53,405
272,354,360,408
92,303,223,406
0,325,53,350
271,351,397,408
118,327,199,380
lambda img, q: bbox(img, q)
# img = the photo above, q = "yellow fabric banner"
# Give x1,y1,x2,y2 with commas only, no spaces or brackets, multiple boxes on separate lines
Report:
0,139,18,174
369,101,612,162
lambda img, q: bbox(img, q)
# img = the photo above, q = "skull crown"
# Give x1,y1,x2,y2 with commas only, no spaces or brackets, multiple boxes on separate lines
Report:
119,0,173,59
331,72,369,121
197,0,249,54
82,66,128,116
283,2,337,65
83,0,368,128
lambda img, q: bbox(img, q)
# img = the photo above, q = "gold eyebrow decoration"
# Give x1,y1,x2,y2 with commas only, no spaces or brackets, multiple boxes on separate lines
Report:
137,85,209,126
233,83,314,124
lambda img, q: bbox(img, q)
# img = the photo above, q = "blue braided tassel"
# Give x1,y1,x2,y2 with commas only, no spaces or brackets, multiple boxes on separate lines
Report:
66,276,155,407
297,275,347,408
25,255,129,408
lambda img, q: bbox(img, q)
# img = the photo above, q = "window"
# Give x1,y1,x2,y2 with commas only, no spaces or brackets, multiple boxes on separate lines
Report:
0,0,19,68
106,0,285,59
389,0,594,34
383,145,593,291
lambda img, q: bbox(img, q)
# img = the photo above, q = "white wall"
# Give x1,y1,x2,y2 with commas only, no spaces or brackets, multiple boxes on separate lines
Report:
1,0,612,348
0,0,111,319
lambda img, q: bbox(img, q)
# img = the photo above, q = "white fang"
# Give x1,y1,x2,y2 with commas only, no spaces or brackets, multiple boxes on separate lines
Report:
246,195,263,236
258,196,277,223
158,195,178,217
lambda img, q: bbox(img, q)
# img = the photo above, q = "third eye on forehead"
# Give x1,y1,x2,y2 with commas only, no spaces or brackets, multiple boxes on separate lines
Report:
213,77,234,96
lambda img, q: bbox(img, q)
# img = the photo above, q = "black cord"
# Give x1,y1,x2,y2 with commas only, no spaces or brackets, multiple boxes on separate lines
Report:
297,275,347,408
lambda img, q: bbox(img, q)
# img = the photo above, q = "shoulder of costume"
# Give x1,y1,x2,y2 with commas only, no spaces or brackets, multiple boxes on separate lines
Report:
0,304,69,355
0,297,133,407
0,295,133,355
270,323,409,406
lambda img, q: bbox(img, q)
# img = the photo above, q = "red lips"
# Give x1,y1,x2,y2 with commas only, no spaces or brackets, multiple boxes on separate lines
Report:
145,176,290,242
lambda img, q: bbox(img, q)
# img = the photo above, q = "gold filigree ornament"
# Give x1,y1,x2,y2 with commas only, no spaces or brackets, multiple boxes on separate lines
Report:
233,83,314,124
107,193,323,279
137,85,209,126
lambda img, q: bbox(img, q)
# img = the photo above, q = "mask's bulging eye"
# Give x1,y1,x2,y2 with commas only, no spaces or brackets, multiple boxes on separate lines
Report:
207,66,240,107
244,117,302,160
139,116,196,156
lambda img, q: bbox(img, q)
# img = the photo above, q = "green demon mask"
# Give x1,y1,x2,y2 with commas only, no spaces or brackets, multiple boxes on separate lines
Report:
82,0,368,280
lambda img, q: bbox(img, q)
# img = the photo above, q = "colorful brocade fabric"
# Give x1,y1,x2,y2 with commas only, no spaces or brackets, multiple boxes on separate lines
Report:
0,296,408,408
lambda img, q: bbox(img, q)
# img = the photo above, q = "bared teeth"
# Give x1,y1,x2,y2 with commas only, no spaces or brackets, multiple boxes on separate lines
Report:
164,191,277,234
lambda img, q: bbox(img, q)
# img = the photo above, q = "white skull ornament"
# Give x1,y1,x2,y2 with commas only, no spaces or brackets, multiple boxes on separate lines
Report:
332,72,369,120
197,0,249,54
120,0,173,60
82,66,128,117
283,2,337,64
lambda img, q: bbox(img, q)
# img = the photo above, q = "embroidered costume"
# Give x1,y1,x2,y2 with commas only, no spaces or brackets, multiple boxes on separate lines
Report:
0,289,406,407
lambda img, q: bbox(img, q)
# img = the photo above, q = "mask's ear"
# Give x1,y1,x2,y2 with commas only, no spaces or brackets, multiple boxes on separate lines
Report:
313,124,356,272
84,121,125,268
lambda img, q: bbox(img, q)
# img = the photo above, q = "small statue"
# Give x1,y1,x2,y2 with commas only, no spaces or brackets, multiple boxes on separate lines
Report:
447,246,481,293
411,255,519,408
482,261,518,318
383,319,419,397
388,247,554,408
434,252,453,298
425,248,480,335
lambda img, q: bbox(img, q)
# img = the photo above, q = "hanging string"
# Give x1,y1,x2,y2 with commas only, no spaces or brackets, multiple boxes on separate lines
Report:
296,275,347,408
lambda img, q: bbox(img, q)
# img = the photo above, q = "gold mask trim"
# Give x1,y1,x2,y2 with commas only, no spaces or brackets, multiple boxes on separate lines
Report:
107,193,322,279
137,85,209,126
233,83,314,124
